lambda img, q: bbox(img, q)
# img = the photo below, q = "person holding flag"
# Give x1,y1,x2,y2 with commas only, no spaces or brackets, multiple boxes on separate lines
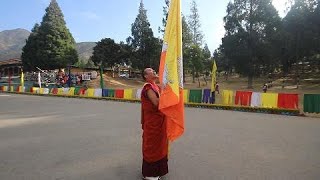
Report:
140,0,184,179
141,68,168,180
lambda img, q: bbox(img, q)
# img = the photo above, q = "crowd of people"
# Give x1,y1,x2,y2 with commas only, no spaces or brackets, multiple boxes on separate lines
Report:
22,70,85,87
56,71,84,87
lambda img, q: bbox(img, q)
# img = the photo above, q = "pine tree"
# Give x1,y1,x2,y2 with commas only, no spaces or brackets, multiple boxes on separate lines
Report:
21,23,40,71
188,0,204,46
182,15,193,50
202,44,212,73
158,0,170,35
91,38,121,68
129,0,161,70
182,15,193,83
22,0,78,70
221,0,281,88
184,45,204,85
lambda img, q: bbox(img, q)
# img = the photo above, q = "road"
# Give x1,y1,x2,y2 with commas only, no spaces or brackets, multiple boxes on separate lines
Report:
0,93,319,180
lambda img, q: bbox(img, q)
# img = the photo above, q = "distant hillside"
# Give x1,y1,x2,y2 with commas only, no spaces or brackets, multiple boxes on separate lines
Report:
76,42,96,62
0,28,96,62
0,28,30,60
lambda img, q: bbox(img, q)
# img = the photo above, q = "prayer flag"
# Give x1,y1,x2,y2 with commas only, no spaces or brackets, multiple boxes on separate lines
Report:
211,60,217,92
158,0,184,141
20,70,24,90
38,72,41,89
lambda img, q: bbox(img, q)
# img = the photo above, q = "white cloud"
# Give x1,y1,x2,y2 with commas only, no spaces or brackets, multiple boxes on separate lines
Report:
80,11,101,21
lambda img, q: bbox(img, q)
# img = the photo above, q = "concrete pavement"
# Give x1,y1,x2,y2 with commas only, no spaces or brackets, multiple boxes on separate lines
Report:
0,94,319,180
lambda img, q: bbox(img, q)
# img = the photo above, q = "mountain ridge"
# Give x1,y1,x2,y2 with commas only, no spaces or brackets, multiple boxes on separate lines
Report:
0,28,95,62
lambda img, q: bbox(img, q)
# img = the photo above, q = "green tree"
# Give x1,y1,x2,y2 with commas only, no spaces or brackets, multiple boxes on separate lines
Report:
85,59,96,69
129,0,160,70
21,23,40,71
282,0,319,79
22,0,78,70
91,38,121,68
202,44,211,72
118,41,133,66
188,0,204,46
182,15,193,50
184,45,204,85
202,44,211,85
213,46,232,80
221,0,281,88
158,0,170,35
74,58,87,69
311,1,320,55
182,15,193,83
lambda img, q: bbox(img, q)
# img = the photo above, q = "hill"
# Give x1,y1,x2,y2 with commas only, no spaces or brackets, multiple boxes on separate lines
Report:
0,28,30,60
0,28,95,62
76,42,96,62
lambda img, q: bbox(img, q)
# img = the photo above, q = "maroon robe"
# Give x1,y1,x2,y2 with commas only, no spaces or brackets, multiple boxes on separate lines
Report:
141,82,168,177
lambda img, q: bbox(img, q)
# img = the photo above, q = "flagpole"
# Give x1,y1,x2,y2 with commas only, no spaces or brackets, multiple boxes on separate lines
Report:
98,60,104,90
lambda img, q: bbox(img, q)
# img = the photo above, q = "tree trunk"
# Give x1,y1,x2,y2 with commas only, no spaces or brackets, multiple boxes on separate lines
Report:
183,69,186,83
203,75,207,86
247,75,253,89
282,71,286,89
192,69,195,83
247,0,254,90
225,72,228,81
295,32,300,89
198,77,200,87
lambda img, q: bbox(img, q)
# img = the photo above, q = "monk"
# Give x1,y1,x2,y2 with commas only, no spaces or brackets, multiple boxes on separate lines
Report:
141,68,168,180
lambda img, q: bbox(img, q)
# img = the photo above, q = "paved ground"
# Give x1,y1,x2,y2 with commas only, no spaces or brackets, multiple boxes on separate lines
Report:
0,93,320,180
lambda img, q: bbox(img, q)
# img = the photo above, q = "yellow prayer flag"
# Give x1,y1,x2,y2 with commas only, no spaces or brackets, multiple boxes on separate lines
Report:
158,0,184,141
261,93,278,108
211,60,217,92
20,71,24,89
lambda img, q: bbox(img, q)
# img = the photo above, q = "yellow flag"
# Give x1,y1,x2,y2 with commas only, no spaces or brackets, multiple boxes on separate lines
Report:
158,0,184,141
21,70,24,88
211,60,217,92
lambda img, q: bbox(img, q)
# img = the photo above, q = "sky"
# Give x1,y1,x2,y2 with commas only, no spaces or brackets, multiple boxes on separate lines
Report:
0,0,287,53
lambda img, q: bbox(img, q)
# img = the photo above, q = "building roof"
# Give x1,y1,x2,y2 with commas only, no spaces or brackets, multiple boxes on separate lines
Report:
0,59,22,66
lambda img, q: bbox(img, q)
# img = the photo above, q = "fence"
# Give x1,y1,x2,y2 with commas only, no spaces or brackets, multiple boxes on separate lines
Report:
0,85,319,115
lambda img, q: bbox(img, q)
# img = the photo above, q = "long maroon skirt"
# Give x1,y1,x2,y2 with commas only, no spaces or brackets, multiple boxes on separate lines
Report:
142,156,168,177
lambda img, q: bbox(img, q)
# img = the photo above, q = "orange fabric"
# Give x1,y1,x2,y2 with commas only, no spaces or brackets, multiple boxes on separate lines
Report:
141,83,168,163
159,85,184,141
